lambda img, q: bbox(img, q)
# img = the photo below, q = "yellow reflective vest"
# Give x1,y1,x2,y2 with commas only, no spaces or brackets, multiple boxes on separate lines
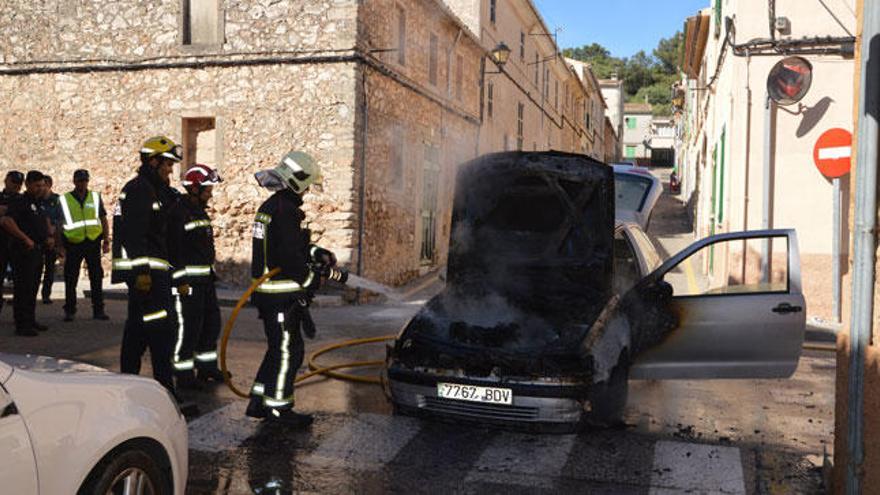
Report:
60,191,103,243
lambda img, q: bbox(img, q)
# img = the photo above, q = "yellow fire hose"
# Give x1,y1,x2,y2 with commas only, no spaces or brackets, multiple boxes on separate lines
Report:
219,268,395,399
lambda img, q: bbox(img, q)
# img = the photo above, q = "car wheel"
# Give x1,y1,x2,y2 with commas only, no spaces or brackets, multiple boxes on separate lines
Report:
79,447,170,495
588,358,630,427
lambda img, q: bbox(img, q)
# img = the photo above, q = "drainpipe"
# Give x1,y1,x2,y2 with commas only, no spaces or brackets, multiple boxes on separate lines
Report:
356,65,368,302
847,2,880,493
741,52,752,283
761,92,777,282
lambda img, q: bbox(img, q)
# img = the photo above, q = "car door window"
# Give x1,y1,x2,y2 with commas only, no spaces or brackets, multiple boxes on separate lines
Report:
662,235,789,297
613,231,640,294
614,173,653,212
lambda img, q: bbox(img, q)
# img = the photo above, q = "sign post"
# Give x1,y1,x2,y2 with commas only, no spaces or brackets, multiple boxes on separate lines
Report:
814,128,852,324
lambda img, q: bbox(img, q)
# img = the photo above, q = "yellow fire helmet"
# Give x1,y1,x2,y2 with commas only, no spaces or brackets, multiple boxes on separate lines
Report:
140,136,183,162
276,150,322,193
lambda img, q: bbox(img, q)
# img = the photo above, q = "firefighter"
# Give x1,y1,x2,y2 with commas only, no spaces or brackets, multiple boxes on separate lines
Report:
245,150,338,427
0,170,24,313
1,171,53,336
113,136,182,392
167,164,225,389
59,169,110,320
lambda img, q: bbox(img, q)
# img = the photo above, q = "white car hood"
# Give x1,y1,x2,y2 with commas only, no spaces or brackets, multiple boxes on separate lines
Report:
0,353,108,382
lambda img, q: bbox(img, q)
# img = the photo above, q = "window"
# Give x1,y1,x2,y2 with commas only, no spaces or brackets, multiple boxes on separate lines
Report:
613,231,641,294
503,134,509,151
428,34,438,86
487,82,494,118
663,236,790,297
181,117,217,174
391,128,404,190
543,67,549,100
554,80,558,109
625,145,637,158
626,117,637,129
397,6,406,65
534,53,539,85
455,54,463,100
585,101,591,130
490,0,496,25
517,103,524,151
520,32,525,60
182,0,221,46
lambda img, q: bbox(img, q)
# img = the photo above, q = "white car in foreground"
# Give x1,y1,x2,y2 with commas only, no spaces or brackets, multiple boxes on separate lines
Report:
0,353,188,494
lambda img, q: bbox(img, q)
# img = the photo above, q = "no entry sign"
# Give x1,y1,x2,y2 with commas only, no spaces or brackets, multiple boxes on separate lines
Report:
813,128,852,178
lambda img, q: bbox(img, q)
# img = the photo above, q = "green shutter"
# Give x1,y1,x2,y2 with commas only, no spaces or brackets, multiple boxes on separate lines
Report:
625,145,636,158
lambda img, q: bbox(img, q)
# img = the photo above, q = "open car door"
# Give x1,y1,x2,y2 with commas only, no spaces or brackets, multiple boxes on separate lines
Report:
630,229,805,380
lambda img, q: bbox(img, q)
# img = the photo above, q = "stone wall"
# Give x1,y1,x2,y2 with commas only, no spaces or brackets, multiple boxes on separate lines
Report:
0,62,359,284
0,0,358,63
358,0,482,285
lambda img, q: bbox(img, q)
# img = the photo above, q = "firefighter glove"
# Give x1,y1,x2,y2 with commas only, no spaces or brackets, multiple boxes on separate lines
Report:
134,273,152,292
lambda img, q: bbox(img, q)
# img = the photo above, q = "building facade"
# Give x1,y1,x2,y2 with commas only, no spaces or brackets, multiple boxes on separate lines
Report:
599,76,624,160
676,0,856,320
622,103,653,162
0,0,605,287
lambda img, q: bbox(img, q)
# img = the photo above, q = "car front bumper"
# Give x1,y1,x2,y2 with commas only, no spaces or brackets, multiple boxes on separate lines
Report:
387,366,588,427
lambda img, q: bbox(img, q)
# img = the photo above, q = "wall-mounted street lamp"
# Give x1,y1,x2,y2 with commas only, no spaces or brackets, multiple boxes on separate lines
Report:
485,42,511,74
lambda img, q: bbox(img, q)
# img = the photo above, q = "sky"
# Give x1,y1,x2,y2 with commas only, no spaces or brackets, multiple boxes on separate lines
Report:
532,0,710,59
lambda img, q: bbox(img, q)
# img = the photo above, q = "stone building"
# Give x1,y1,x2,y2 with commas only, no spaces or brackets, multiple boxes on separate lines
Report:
447,0,601,159
0,0,602,287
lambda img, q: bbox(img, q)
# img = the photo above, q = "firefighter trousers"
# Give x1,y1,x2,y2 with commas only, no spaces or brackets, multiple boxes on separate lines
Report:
251,299,305,410
120,270,176,391
172,282,221,376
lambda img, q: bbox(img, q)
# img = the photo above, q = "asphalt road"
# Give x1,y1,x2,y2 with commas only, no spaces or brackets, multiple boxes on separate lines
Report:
0,168,833,493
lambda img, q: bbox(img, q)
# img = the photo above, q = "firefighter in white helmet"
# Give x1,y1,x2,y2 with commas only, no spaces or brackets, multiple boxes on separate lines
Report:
246,150,339,427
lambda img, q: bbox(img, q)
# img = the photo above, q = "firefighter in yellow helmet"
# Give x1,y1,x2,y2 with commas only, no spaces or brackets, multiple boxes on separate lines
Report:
246,150,341,427
113,136,182,393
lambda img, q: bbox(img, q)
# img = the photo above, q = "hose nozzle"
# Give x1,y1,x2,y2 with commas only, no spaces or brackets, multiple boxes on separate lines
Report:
326,267,349,284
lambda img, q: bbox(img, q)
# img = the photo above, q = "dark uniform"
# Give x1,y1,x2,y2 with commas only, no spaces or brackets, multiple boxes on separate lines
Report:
38,192,62,304
7,192,49,332
249,189,315,411
167,196,222,379
0,188,21,312
112,165,178,390
61,190,107,318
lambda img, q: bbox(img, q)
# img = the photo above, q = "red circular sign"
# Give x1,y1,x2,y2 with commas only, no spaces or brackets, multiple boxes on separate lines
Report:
813,128,852,178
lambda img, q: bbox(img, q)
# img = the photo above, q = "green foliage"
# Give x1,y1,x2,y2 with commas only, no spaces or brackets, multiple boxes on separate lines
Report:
564,32,683,116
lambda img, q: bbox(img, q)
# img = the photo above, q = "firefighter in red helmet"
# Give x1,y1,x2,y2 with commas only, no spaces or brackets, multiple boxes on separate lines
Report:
167,165,225,389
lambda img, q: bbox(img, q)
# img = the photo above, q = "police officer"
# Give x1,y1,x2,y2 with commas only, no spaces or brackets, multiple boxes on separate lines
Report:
60,169,110,321
246,150,338,427
0,170,24,313
39,175,62,305
1,171,53,336
113,136,182,392
167,165,225,389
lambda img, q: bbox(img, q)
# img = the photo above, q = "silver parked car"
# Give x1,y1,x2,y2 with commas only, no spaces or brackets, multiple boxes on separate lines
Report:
385,152,805,430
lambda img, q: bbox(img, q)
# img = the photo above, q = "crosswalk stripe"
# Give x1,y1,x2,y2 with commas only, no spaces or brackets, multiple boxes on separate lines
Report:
649,440,745,494
465,432,577,488
303,413,422,470
188,401,261,453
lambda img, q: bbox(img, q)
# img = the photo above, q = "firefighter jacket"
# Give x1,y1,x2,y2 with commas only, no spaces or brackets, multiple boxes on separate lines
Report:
112,165,178,282
251,189,314,305
167,196,215,287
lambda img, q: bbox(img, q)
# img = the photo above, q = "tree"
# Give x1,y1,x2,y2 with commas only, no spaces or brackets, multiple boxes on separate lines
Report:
654,31,684,75
621,51,655,96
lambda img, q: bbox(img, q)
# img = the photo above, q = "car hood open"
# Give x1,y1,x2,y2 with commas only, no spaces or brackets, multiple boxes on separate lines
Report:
394,152,614,377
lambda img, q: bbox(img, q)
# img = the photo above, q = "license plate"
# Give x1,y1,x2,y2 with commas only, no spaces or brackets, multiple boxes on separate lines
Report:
436,382,513,405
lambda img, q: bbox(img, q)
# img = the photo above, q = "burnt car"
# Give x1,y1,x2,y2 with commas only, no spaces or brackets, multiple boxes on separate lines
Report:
385,151,805,429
